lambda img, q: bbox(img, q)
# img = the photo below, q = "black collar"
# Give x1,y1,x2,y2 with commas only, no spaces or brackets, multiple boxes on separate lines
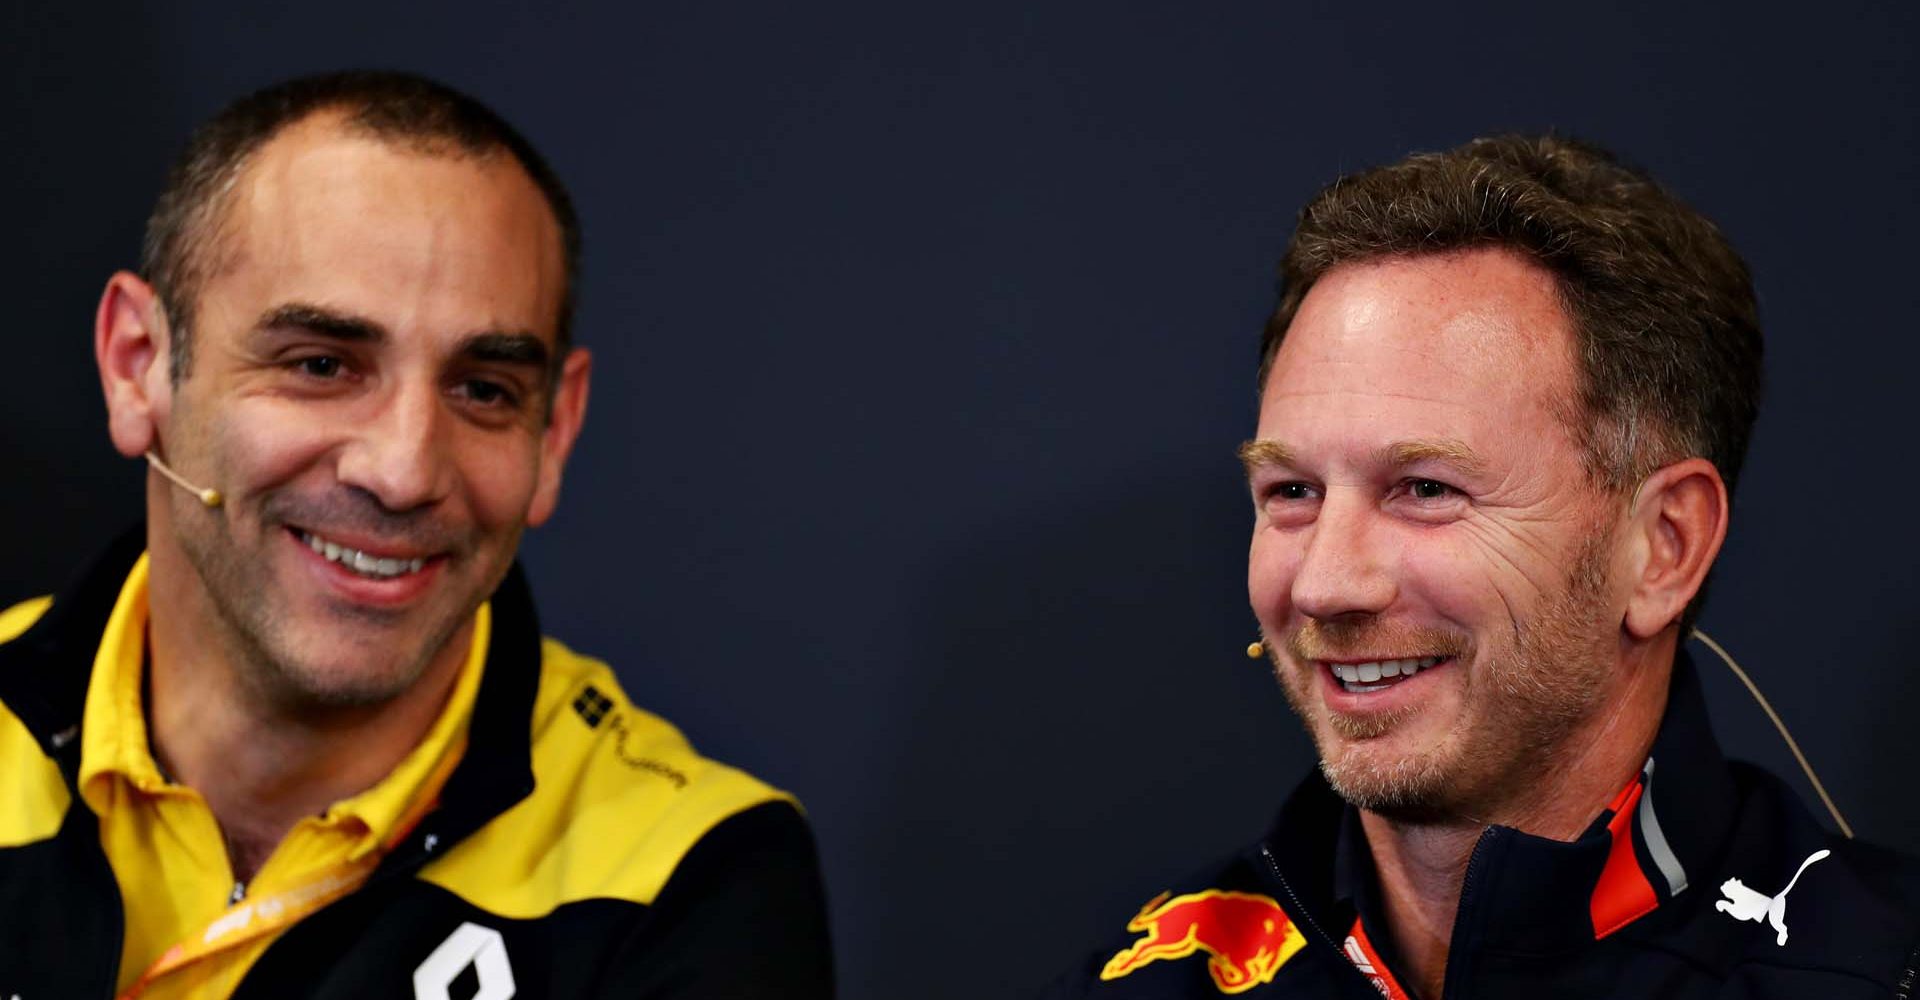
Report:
1262,651,1740,954
0,523,539,835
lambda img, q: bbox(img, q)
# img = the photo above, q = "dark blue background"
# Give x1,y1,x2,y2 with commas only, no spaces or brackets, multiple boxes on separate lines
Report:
5,3,1917,996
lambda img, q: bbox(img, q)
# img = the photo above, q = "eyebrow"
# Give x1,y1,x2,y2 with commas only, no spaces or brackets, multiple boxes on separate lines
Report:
1237,439,1295,478
461,331,551,372
253,303,551,372
1237,438,1486,478
1381,439,1485,476
256,302,386,342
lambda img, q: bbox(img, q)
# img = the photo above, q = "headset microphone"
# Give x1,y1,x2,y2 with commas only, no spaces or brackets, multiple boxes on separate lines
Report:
144,450,223,508
1690,628,1853,839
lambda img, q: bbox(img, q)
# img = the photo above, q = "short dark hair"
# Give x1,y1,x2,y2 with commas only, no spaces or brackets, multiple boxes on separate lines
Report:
141,70,582,383
1261,135,1763,500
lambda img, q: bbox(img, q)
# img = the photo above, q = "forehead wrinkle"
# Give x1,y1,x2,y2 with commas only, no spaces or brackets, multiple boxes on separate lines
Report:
229,124,559,340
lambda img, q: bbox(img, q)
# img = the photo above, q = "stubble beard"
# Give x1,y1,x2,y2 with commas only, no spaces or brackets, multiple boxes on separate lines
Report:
1273,531,1617,822
170,482,490,719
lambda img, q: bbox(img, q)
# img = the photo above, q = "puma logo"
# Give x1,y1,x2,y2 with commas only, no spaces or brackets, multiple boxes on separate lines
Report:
1715,849,1830,946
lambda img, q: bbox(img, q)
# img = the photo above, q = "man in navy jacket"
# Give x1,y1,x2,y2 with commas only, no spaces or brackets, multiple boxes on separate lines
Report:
1049,135,1920,998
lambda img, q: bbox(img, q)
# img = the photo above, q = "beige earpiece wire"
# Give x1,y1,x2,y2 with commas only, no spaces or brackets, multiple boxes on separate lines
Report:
1690,627,1854,839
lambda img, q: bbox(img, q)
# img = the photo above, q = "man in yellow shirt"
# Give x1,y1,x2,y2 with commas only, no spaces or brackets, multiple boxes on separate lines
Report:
0,70,831,998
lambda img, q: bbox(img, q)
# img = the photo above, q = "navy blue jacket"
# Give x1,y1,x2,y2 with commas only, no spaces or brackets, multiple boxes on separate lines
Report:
1048,656,1920,998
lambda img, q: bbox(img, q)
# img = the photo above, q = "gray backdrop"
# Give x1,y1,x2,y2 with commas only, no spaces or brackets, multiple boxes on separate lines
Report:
4,2,1917,997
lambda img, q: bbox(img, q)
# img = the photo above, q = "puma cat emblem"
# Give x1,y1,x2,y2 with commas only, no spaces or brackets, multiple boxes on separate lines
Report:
1715,849,1830,946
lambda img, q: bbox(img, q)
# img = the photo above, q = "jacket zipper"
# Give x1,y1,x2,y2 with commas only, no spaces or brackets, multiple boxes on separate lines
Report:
1262,840,1395,998
1261,842,1342,953
1437,828,1503,1000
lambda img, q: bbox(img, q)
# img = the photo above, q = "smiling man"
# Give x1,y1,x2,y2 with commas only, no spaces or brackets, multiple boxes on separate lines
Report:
1048,136,1920,998
0,72,830,998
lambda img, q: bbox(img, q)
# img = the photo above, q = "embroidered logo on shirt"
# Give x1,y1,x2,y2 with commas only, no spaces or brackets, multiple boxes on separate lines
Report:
413,922,516,1000
1715,849,1830,946
1100,889,1306,994
569,684,691,789
606,712,691,789
571,685,614,728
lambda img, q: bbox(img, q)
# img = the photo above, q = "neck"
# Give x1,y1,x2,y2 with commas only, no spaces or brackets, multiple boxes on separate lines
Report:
143,523,470,883
1359,634,1675,999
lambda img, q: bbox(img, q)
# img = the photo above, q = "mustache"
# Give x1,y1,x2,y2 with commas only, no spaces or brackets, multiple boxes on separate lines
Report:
1283,618,1471,663
260,488,470,555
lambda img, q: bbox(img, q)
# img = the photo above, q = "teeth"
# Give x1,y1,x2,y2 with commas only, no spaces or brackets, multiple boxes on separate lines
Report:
298,531,427,579
1330,655,1449,691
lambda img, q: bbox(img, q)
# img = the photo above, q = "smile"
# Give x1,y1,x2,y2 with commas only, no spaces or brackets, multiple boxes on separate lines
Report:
293,529,428,579
1324,656,1446,693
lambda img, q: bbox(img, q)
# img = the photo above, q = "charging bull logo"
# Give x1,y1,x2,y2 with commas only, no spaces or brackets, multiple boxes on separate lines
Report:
1099,889,1307,994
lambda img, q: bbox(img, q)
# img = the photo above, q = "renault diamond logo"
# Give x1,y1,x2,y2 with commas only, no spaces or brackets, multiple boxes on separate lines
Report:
413,921,516,1000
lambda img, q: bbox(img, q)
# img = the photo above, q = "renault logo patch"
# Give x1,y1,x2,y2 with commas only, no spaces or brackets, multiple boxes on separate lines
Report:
414,922,516,1000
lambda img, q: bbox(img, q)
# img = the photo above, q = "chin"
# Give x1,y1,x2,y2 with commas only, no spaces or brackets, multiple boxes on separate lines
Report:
1321,753,1456,820
1313,723,1475,819
268,659,423,712
250,631,439,713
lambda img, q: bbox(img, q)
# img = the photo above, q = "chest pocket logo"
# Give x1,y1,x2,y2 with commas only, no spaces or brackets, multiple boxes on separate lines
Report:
1715,849,1830,946
413,922,517,1000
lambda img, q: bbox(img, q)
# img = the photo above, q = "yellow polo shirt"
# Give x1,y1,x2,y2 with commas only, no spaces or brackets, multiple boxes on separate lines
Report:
76,555,487,998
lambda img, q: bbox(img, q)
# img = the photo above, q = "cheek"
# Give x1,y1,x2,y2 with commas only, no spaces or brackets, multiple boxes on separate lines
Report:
1399,532,1540,631
204,400,340,490
1246,531,1302,621
451,430,543,528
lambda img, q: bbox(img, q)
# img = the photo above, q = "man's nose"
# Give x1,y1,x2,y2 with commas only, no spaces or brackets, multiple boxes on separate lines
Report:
334,381,454,512
1289,493,1397,621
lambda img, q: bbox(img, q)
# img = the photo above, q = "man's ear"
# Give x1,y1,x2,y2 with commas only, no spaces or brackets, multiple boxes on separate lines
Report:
95,271,174,458
526,346,593,528
1622,457,1729,639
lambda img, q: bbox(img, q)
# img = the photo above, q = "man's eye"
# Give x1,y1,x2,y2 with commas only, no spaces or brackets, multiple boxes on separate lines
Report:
1262,481,1317,502
1407,479,1454,500
295,356,343,378
459,379,517,407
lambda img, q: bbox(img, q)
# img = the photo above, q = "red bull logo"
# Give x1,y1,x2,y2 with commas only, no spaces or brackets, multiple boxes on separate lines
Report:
1099,889,1307,994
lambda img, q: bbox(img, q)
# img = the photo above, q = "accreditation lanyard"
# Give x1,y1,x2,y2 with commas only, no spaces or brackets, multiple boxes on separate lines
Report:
114,799,437,1000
